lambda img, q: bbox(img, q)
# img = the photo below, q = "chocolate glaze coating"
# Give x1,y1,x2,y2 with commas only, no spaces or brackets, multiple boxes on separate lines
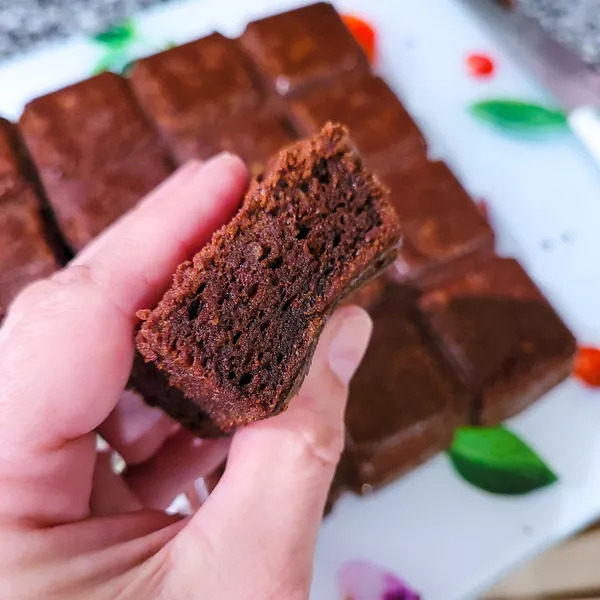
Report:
419,256,576,425
240,2,369,97
136,124,400,433
379,160,495,287
289,74,427,165
346,285,469,491
19,72,172,251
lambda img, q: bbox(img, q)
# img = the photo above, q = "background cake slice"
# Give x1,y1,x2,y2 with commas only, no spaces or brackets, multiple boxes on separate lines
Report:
345,285,469,492
170,110,297,177
131,33,262,159
380,160,495,287
419,256,576,425
240,2,369,97
19,72,172,251
137,123,400,433
0,118,58,317
289,74,427,167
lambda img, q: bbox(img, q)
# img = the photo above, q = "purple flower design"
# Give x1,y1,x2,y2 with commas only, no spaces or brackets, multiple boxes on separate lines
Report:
338,559,420,600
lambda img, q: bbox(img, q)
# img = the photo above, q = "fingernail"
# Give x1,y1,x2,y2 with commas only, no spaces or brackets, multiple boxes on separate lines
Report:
209,151,239,164
328,308,373,385
198,151,247,176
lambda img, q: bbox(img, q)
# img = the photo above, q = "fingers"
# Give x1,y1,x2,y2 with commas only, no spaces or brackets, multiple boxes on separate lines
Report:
124,430,231,510
97,390,179,466
172,307,372,598
90,451,143,517
0,512,186,600
0,155,247,526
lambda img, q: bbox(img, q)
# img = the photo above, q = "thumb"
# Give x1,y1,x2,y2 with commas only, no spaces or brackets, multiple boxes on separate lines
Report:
172,306,372,598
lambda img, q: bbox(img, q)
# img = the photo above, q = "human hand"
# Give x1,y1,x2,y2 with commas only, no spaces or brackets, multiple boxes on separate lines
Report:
0,156,372,599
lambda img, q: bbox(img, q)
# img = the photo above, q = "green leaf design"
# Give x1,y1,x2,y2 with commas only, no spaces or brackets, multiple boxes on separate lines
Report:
92,51,123,75
92,50,132,76
470,99,567,132
94,20,136,48
448,425,558,495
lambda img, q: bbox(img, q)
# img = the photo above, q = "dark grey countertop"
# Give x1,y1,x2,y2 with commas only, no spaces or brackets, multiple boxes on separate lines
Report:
0,0,599,67
0,0,171,59
517,0,600,67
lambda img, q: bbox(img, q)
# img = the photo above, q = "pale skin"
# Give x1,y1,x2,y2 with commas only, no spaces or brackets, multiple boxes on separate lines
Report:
0,155,373,599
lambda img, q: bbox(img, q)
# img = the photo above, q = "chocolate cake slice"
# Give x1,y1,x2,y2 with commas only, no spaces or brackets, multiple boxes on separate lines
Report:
345,285,469,492
0,117,26,197
378,160,495,288
171,110,297,177
130,33,262,158
240,2,369,97
129,354,223,437
19,72,172,251
289,74,427,167
419,256,577,425
0,118,58,317
136,123,400,433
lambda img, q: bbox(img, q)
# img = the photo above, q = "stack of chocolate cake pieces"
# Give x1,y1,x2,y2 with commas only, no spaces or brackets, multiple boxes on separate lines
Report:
0,2,576,507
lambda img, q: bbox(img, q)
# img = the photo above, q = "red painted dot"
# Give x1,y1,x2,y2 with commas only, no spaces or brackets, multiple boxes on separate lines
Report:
466,53,495,78
574,347,600,387
342,14,376,64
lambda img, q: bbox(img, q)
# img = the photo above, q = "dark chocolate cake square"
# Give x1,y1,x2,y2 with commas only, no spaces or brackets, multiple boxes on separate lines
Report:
170,110,297,177
0,191,59,311
419,256,577,425
379,160,495,287
131,33,261,150
0,118,26,198
0,119,58,315
289,74,427,165
19,72,172,251
346,285,468,491
240,2,369,96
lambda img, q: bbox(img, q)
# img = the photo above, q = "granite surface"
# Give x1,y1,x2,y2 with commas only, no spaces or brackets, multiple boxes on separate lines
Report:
0,0,599,67
516,0,600,67
0,0,171,59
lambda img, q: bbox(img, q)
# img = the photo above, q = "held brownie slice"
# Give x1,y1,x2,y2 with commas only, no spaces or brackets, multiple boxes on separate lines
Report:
345,285,469,492
136,123,401,433
239,2,369,97
130,354,223,437
20,72,172,251
419,256,577,425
